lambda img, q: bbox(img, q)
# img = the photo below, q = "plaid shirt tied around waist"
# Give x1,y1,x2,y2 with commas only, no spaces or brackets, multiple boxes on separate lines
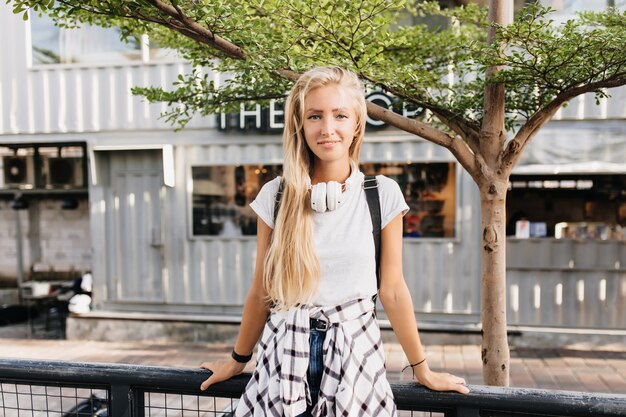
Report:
234,297,397,417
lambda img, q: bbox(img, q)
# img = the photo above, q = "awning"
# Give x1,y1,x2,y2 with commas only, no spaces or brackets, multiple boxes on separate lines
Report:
513,121,626,174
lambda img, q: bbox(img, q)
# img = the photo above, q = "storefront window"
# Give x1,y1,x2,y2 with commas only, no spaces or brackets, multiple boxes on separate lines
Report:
191,165,282,237
361,162,456,238
507,174,626,240
190,162,457,238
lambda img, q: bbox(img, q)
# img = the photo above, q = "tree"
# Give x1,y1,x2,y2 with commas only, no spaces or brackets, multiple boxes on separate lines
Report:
10,0,626,386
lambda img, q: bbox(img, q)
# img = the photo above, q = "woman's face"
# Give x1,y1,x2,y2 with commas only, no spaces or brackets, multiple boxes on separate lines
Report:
302,84,358,167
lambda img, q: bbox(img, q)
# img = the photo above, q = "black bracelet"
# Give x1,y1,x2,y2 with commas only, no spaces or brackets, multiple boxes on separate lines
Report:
231,349,253,363
401,357,426,373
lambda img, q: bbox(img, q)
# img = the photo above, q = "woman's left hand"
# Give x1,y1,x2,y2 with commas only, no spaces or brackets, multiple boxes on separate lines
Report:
413,363,470,394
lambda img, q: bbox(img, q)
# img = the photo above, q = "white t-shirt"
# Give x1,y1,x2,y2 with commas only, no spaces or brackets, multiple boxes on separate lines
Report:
250,169,409,306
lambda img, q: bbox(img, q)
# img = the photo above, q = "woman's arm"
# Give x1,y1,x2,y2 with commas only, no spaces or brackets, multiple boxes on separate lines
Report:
200,218,273,390
378,214,469,394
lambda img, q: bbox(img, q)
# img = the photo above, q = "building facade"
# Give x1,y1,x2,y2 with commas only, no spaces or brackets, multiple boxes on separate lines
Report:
1,2,624,334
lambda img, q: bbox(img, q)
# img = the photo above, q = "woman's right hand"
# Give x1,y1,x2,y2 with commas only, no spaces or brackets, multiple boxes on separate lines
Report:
199,358,247,391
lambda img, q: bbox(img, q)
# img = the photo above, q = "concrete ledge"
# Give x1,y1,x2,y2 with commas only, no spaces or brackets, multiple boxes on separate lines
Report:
66,313,239,343
66,312,482,345
66,311,626,349
507,325,626,350
67,311,486,344
69,310,242,324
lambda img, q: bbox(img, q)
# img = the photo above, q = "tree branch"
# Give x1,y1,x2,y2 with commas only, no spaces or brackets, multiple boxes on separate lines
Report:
55,0,230,58
501,75,626,173
357,73,482,153
366,101,478,178
146,0,246,59
430,110,481,154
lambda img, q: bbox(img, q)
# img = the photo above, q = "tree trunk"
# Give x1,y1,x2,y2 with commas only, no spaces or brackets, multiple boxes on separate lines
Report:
478,0,512,386
480,178,510,386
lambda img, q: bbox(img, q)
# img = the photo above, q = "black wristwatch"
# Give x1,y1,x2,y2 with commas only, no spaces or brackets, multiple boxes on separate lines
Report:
231,349,253,363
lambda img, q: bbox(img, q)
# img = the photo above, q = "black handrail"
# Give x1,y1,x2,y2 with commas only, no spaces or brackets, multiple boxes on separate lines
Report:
1,358,625,417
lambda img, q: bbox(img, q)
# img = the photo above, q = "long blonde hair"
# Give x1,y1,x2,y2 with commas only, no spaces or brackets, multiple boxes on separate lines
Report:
263,66,368,311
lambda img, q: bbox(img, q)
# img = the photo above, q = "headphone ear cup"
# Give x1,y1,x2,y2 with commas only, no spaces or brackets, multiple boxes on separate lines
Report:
326,181,342,211
310,182,327,213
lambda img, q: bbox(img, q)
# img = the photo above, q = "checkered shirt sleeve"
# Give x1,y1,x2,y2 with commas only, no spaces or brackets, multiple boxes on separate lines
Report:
234,297,397,417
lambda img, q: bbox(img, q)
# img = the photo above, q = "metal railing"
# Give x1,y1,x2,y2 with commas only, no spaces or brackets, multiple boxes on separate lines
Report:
1,358,625,417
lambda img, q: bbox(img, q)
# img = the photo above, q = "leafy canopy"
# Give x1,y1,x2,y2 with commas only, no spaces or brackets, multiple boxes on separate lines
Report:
10,1,626,132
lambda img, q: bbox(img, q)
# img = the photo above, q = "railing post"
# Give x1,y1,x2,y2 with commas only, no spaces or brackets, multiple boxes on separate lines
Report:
110,384,132,417
457,407,481,417
132,388,146,417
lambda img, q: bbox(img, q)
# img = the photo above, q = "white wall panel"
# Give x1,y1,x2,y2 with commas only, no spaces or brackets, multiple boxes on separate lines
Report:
4,6,626,137
0,8,213,136
507,239,626,328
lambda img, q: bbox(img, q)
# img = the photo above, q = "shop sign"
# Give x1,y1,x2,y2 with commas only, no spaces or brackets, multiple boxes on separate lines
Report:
217,92,425,133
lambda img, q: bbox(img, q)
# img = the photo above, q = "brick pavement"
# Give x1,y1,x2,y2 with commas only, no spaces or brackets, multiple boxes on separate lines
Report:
1,325,624,394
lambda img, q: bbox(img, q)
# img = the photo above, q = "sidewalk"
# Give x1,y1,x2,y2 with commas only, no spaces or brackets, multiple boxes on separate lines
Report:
1,323,624,394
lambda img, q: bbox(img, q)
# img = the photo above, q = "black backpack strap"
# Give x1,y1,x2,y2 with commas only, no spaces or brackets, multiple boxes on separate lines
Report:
363,175,381,292
273,179,285,224
274,176,381,307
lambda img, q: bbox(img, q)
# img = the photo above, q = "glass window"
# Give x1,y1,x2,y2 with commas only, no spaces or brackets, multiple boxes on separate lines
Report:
507,174,626,240
29,11,178,65
191,162,457,238
362,162,457,238
191,165,283,237
145,37,181,62
540,0,624,13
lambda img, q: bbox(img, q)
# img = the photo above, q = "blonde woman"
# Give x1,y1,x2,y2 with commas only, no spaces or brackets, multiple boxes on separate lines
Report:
200,67,468,417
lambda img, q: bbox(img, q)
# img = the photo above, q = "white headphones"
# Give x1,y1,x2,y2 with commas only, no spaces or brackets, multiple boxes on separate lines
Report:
310,181,344,213
308,160,358,213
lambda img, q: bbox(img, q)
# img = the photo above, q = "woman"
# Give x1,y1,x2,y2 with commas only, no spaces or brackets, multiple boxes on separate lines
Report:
200,66,468,417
